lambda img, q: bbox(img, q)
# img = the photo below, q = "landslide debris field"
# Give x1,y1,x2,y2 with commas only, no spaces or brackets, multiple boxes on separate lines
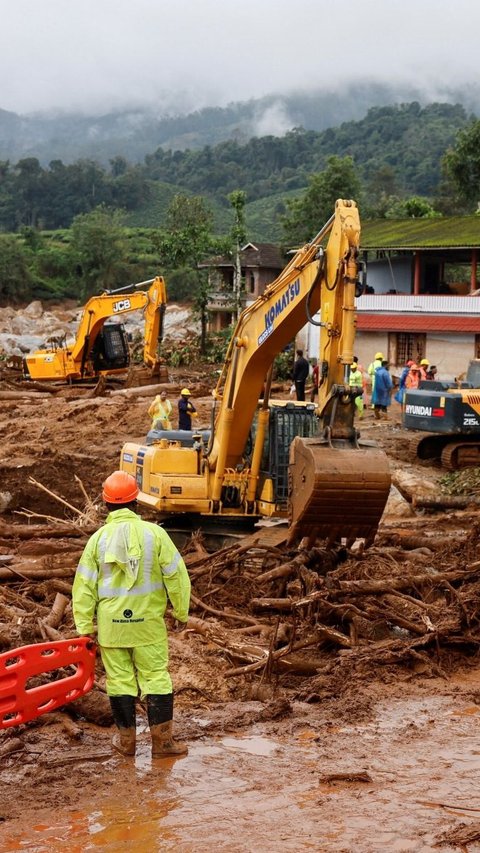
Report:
3,362,480,850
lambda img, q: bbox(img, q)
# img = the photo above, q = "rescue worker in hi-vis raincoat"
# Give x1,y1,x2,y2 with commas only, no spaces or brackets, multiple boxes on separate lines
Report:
72,470,191,759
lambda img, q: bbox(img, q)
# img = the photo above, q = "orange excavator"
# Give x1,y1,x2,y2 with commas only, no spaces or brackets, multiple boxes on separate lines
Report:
120,201,391,546
23,276,167,383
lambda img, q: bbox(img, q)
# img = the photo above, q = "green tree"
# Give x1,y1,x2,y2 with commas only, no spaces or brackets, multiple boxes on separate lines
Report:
0,235,33,300
443,120,480,208
384,196,440,219
282,155,361,244
70,205,127,297
155,195,219,353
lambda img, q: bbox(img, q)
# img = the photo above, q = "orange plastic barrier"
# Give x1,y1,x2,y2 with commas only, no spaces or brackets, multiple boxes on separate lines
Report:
0,637,96,729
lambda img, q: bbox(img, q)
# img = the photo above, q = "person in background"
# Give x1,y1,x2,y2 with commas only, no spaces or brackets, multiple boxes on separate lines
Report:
292,349,310,401
148,389,172,431
310,361,319,402
394,358,414,404
372,360,393,419
72,470,191,759
419,358,430,381
349,362,364,418
178,388,197,430
405,362,421,390
368,351,384,407
354,355,368,401
426,365,438,380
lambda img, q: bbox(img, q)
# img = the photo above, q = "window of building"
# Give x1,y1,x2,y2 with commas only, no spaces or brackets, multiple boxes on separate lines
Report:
249,272,255,294
388,333,426,365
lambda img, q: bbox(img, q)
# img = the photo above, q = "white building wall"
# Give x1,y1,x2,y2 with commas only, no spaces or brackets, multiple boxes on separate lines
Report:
303,323,475,382
366,257,412,294
424,333,474,381
305,322,388,371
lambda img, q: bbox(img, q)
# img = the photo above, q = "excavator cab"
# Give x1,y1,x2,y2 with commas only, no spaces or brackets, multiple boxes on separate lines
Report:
258,402,318,509
91,323,130,373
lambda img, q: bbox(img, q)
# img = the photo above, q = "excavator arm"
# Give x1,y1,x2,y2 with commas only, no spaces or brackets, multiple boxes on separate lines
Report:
206,200,390,543
120,201,390,546
210,201,359,465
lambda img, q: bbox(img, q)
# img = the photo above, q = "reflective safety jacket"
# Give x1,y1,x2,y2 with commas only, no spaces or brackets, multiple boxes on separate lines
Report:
148,396,173,430
349,368,363,389
72,508,190,647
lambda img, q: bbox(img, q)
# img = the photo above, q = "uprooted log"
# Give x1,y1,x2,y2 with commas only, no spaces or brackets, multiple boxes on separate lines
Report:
412,494,480,510
0,563,77,581
0,521,90,540
0,390,52,400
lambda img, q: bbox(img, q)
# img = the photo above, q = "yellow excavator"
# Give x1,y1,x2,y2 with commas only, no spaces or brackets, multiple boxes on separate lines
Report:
120,201,391,545
24,276,167,383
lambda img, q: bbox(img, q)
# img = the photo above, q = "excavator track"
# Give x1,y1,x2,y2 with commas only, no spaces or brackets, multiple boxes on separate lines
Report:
288,437,391,546
440,441,480,470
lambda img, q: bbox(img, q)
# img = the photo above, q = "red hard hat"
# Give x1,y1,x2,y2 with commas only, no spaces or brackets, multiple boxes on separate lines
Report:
102,471,139,503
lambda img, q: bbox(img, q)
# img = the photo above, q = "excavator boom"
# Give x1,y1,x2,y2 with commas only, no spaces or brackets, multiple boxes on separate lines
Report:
120,201,391,546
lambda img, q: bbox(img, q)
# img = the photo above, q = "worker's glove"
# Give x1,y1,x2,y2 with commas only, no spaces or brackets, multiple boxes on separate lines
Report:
174,620,188,633
80,630,98,648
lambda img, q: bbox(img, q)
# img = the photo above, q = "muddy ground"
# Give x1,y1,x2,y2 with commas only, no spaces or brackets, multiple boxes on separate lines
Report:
2,373,480,852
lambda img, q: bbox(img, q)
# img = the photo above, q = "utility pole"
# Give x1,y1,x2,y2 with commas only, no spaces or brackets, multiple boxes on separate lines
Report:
228,191,247,322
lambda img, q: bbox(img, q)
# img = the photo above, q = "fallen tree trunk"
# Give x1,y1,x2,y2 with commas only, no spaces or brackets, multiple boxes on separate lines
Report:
294,564,480,606
256,554,306,584
0,522,90,540
412,495,479,510
0,390,51,400
0,565,76,581
251,597,297,612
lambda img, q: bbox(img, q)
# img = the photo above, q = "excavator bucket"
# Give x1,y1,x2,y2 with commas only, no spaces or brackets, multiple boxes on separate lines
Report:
288,436,391,546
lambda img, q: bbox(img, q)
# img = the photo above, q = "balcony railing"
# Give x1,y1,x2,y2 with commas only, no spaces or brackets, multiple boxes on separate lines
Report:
356,294,480,314
208,290,248,311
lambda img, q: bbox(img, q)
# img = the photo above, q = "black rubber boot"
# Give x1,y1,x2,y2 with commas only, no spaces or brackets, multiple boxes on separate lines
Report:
109,695,136,756
146,694,188,757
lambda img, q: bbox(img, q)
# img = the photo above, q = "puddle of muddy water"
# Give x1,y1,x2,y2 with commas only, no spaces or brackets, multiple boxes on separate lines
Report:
4,695,480,852
221,735,280,756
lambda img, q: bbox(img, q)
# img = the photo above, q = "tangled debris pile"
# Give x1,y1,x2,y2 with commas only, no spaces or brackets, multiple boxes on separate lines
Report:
3,504,480,738
186,520,480,698
440,466,480,496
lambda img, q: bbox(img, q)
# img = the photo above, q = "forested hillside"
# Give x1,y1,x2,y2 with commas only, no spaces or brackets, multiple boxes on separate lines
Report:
2,82,476,165
0,102,471,238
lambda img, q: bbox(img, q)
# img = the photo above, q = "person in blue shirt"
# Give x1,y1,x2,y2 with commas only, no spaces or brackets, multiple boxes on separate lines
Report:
372,360,393,419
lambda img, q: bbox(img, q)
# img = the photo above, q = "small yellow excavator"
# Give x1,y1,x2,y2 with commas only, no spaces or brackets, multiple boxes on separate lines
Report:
24,276,167,383
120,201,391,545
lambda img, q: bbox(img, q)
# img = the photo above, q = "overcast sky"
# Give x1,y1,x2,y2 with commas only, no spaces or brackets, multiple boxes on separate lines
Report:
1,0,479,115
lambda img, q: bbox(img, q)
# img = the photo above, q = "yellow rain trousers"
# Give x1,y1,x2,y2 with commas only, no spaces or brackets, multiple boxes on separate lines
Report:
72,508,190,696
